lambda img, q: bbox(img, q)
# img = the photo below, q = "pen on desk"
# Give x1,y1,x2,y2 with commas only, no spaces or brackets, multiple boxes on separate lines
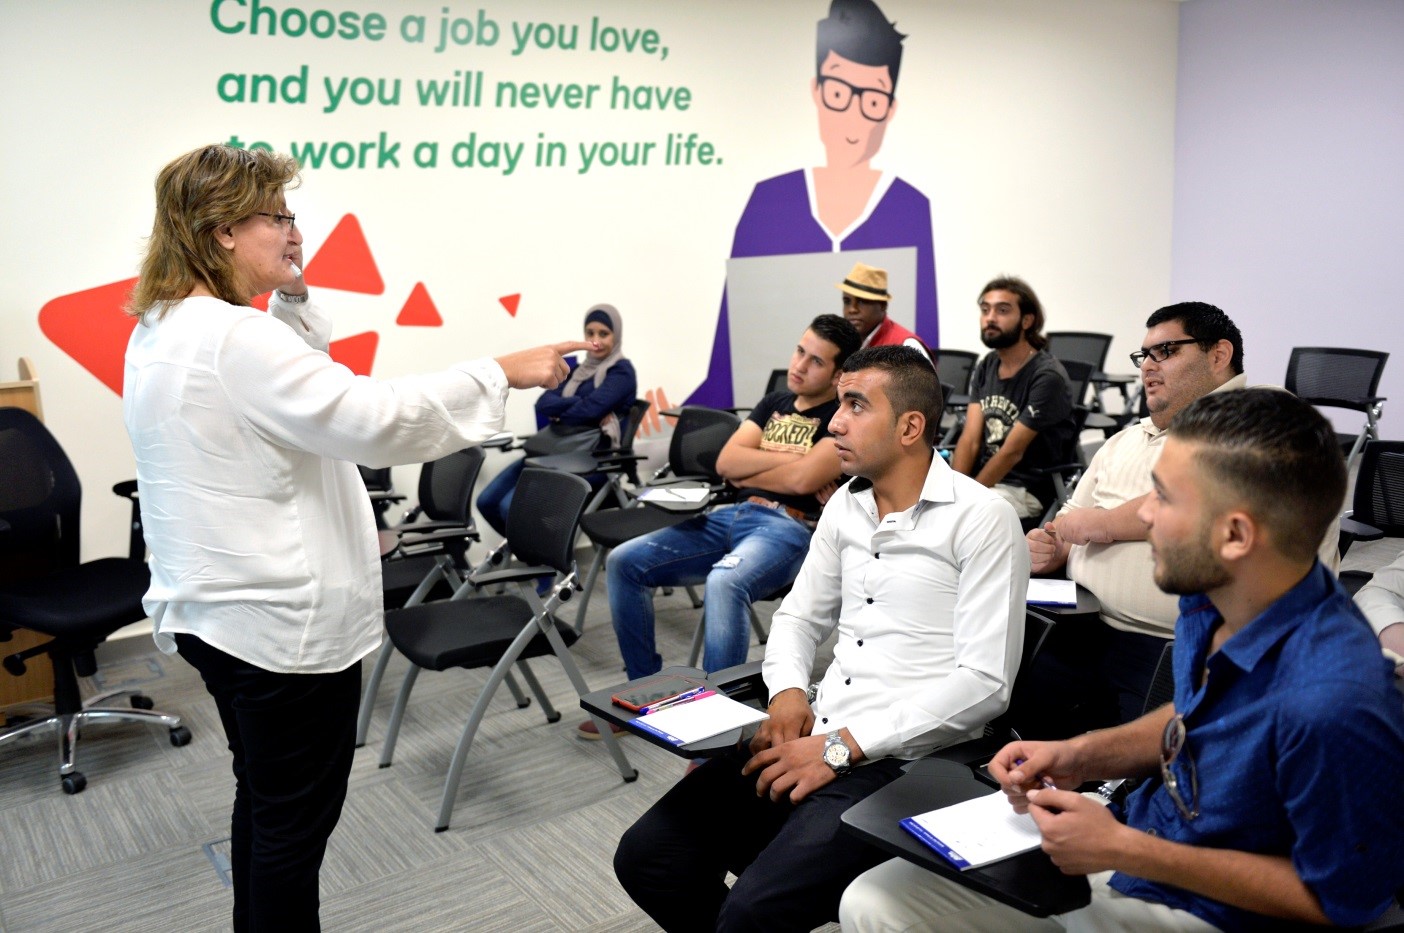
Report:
640,687,712,715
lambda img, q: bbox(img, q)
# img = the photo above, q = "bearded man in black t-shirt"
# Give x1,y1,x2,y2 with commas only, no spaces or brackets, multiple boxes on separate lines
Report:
951,276,1075,519
578,314,861,739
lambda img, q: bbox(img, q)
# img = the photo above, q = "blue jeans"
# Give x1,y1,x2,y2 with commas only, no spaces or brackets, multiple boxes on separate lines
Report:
607,503,814,679
476,457,526,539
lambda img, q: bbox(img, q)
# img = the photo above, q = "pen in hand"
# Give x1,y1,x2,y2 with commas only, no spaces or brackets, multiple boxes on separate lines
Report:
1009,729,1057,790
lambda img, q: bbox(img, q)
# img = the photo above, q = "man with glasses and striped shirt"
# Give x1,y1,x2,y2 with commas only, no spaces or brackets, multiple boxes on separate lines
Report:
842,389,1404,932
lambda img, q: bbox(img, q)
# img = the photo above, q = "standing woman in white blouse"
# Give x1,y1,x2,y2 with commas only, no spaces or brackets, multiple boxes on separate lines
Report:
122,144,587,932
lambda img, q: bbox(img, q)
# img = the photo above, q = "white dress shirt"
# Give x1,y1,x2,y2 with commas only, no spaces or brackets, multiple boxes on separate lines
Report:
123,294,508,673
762,453,1029,761
1356,550,1404,638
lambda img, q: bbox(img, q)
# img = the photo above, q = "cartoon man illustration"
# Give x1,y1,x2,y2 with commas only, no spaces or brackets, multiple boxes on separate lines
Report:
688,0,938,408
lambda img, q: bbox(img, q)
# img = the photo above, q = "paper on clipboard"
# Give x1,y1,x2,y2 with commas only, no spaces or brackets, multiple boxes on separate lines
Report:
900,791,1043,870
1026,579,1077,607
628,693,768,746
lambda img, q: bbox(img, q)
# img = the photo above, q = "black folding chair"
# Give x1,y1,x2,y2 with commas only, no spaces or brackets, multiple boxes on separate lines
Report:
1285,347,1388,472
378,468,637,831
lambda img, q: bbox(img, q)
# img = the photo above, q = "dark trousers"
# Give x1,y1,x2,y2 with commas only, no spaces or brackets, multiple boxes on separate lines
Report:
614,747,904,933
176,634,360,933
1015,617,1171,739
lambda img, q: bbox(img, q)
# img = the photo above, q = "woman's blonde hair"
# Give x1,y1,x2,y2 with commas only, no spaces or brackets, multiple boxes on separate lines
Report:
126,145,300,319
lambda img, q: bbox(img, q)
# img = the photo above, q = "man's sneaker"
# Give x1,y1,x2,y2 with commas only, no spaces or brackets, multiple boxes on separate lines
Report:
576,718,628,741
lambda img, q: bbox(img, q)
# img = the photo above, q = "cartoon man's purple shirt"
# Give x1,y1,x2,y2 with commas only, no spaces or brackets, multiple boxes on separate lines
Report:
687,168,938,407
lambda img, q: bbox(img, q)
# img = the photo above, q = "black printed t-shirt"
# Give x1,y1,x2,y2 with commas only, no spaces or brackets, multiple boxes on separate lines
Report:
735,390,841,518
970,349,1075,507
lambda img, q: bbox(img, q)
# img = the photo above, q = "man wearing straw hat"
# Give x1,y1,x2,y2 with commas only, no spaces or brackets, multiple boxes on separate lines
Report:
837,261,930,356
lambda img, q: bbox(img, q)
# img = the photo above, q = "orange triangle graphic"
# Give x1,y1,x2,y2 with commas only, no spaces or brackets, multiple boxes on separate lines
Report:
329,331,379,376
397,283,443,327
304,214,384,295
499,293,521,317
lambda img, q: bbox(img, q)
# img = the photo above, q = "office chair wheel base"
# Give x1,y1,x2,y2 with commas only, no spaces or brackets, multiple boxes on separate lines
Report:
168,725,192,747
62,772,87,795
130,695,155,710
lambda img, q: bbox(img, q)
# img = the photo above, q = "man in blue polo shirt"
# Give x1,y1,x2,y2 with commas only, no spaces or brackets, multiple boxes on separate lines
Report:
842,389,1404,932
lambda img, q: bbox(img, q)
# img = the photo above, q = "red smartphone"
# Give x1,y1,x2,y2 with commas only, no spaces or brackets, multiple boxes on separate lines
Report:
611,674,707,712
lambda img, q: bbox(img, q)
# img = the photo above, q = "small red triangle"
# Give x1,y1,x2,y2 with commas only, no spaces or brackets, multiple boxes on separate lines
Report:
397,283,443,327
329,331,379,376
303,215,384,295
499,293,521,317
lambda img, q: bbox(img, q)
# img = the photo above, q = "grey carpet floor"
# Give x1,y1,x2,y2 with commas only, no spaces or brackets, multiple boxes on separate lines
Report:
0,576,794,933
1,536,1396,933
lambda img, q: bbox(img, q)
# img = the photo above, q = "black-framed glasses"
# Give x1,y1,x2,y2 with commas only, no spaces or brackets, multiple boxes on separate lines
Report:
1160,714,1199,821
1130,338,1200,368
255,212,297,232
817,76,894,122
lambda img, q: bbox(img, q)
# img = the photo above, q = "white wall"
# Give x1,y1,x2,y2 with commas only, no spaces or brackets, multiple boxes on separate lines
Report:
0,0,1180,557
1172,0,1404,422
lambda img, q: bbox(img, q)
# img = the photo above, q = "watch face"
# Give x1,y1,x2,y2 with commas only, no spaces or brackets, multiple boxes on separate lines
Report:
824,741,849,768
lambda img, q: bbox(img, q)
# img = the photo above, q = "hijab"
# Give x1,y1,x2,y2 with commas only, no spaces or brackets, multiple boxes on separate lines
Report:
561,303,626,443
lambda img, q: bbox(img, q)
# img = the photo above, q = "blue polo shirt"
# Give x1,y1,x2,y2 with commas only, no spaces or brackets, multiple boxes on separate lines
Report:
1111,562,1404,931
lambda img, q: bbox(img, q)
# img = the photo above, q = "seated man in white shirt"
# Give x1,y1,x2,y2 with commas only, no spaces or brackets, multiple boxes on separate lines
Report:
1355,549,1404,676
612,346,1029,933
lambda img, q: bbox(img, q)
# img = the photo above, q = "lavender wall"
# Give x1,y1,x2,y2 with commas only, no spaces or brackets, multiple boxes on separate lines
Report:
1172,0,1404,438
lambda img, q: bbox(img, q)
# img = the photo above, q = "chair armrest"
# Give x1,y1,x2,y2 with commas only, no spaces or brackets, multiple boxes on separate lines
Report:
396,527,480,549
468,564,555,586
1339,516,1383,541
707,660,767,705
398,520,475,534
367,491,407,503
111,480,145,560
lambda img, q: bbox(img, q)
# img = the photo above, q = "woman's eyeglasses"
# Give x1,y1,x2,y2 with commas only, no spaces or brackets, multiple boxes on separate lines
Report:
255,212,297,232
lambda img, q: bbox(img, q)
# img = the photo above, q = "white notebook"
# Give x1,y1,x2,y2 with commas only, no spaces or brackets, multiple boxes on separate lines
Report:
1026,578,1077,607
900,791,1044,870
628,693,768,746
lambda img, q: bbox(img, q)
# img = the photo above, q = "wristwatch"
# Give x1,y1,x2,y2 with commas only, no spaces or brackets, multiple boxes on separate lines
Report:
822,730,852,775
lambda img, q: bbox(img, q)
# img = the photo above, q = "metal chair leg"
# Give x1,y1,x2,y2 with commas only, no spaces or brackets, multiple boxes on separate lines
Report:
378,665,421,767
515,660,559,723
433,620,544,831
355,640,395,746
573,546,609,635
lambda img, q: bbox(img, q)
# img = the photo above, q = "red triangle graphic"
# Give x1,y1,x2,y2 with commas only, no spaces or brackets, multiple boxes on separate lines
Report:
499,293,521,317
397,283,443,327
329,331,379,376
38,278,140,395
303,214,384,295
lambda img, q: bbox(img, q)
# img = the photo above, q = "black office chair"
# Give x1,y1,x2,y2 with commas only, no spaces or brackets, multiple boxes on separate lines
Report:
571,406,741,634
358,464,402,530
1285,347,1388,472
355,446,488,747
377,468,637,831
1048,331,1116,412
934,349,978,397
0,408,189,794
1338,440,1404,564
524,397,655,516
934,349,979,445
